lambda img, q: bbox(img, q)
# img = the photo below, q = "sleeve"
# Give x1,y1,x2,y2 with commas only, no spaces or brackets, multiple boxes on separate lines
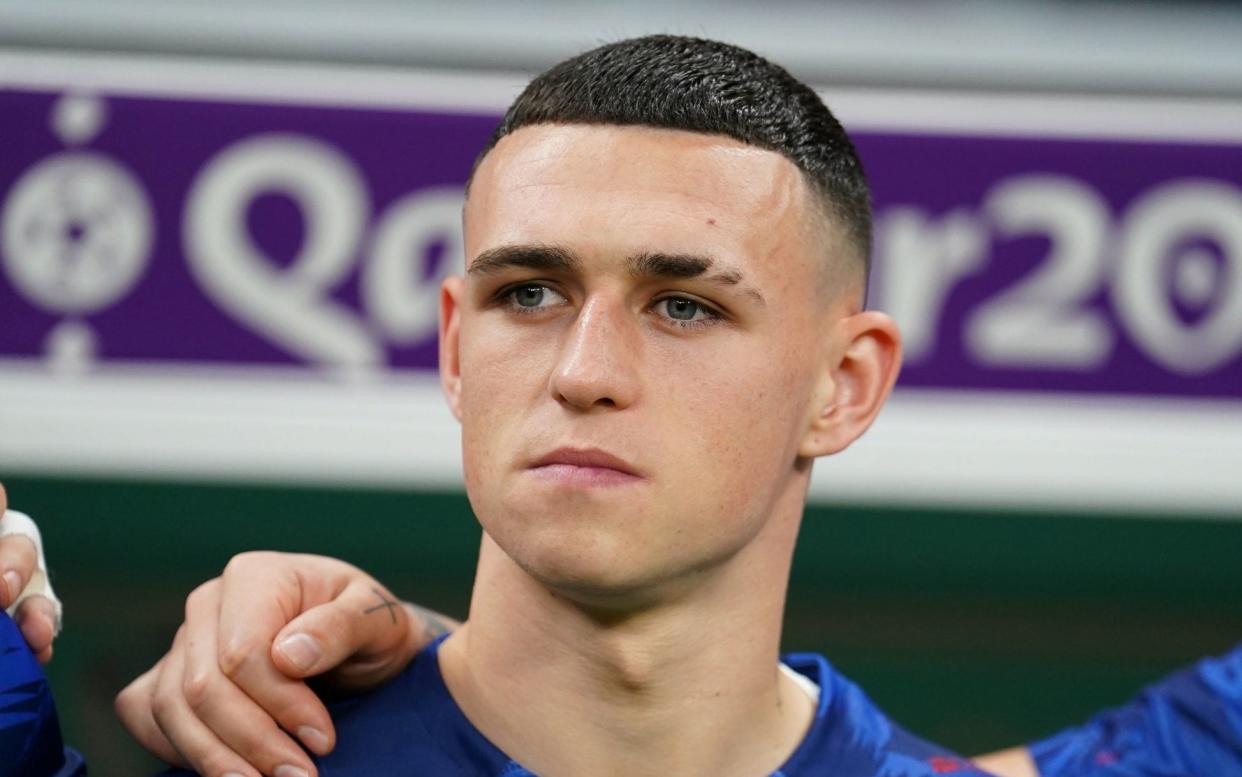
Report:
1029,643,1242,777
0,613,86,776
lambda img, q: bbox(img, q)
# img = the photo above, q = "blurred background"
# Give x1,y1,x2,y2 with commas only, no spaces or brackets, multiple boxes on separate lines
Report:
2,0,1241,773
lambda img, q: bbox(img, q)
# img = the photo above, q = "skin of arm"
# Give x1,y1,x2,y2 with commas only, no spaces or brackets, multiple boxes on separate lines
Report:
975,748,1040,777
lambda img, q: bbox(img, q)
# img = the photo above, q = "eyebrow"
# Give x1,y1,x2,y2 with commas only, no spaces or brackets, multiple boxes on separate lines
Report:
629,252,765,305
468,244,580,275
626,252,740,284
468,244,765,305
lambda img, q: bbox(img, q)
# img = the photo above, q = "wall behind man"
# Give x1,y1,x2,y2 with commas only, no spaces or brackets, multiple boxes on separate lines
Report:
2,1,1241,773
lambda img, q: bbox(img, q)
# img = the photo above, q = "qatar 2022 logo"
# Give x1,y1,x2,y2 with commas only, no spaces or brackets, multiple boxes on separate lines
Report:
1,92,154,370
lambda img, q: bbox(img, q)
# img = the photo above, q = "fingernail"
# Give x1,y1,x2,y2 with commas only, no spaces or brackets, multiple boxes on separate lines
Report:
275,633,322,671
274,766,310,777
222,772,246,777
2,570,20,603
297,725,330,753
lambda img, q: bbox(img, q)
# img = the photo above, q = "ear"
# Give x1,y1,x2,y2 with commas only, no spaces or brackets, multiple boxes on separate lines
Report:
438,276,466,422
798,310,902,458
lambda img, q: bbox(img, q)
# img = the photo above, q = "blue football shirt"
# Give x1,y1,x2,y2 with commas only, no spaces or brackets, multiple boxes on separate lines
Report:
162,634,988,776
0,612,86,777
157,638,1242,776
1030,642,1242,776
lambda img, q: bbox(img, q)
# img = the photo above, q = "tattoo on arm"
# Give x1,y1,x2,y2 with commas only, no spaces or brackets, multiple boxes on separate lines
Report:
362,587,400,624
407,603,452,641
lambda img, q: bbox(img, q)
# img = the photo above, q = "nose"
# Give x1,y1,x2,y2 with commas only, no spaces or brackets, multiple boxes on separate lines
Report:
549,295,641,412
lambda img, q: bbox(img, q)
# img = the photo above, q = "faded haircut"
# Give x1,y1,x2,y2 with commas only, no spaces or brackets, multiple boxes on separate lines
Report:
469,34,873,284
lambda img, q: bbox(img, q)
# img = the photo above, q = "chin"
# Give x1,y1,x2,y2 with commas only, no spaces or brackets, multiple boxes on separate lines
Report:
475,486,743,610
503,524,677,609
536,570,674,614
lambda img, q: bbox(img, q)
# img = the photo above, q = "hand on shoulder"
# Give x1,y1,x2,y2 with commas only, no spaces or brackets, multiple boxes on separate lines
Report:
117,550,457,776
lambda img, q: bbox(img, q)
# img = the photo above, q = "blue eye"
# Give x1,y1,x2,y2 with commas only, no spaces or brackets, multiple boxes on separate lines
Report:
659,297,714,321
664,298,700,320
512,285,547,307
504,284,566,311
655,297,720,329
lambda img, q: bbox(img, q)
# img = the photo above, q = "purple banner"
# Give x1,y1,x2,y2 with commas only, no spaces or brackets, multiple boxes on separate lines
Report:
3,80,1241,398
862,132,1242,399
1,88,491,372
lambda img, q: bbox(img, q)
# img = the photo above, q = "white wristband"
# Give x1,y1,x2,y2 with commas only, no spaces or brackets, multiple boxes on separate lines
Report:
1,509,64,635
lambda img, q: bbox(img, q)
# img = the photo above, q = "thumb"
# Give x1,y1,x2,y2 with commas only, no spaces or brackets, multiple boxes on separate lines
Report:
271,581,417,689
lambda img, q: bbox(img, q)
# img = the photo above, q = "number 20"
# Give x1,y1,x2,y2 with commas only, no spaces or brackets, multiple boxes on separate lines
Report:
965,175,1242,375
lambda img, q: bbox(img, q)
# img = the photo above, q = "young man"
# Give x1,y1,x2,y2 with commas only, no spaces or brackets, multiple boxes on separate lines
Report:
127,34,956,777
111,36,1240,777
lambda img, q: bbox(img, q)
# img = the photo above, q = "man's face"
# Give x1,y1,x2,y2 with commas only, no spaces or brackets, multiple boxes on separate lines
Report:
443,124,854,604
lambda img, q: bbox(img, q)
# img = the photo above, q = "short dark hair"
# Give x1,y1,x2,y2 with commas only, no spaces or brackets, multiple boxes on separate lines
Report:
471,34,872,281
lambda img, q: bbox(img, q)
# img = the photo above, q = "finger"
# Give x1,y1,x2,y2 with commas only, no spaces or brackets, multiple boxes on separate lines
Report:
0,481,7,514
182,580,325,771
116,658,187,767
0,533,37,609
214,553,339,755
15,595,58,661
271,580,415,689
152,625,265,777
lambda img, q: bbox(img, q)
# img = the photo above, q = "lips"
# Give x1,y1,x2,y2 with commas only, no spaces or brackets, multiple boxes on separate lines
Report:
528,447,644,486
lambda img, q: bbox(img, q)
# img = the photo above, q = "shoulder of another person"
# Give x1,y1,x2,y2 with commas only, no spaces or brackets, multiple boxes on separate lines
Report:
1030,642,1242,777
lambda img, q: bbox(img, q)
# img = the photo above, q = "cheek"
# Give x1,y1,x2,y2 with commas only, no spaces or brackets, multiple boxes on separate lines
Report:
456,315,597,527
654,338,813,515
456,322,540,483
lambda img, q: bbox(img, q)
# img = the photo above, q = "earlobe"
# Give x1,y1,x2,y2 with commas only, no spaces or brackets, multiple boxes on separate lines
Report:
439,277,466,421
798,311,902,459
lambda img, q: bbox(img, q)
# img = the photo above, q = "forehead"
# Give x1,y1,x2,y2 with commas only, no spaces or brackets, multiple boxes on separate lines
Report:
464,124,823,284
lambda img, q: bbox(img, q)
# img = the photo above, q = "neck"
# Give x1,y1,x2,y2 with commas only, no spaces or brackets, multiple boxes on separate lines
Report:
438,484,815,777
